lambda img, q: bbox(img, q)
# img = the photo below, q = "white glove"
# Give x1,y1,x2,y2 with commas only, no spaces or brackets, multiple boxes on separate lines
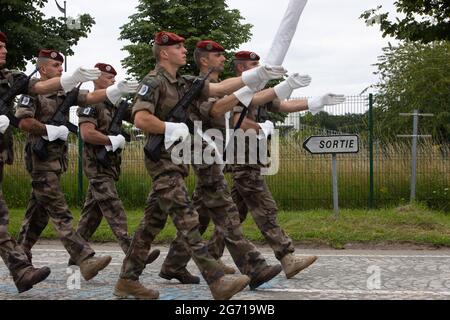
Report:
44,124,69,141
164,122,190,149
274,73,311,100
106,80,140,105
233,86,255,107
60,67,101,92
0,115,10,134
242,65,287,91
258,120,274,139
105,134,126,152
308,93,346,115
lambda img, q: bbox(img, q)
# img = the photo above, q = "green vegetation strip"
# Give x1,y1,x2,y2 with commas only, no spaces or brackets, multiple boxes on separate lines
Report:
6,204,450,248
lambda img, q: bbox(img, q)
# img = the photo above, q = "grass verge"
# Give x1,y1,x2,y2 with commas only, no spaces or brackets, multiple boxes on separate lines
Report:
6,204,450,249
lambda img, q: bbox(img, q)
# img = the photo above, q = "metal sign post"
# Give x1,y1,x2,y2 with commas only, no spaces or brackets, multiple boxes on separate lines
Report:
398,110,433,203
303,135,359,218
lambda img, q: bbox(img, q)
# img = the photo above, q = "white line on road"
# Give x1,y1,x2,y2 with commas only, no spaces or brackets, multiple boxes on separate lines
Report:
31,249,450,259
260,288,450,296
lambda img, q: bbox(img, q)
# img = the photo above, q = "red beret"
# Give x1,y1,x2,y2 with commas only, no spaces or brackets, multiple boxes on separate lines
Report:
95,63,117,75
0,32,7,43
154,31,185,46
196,40,224,52
234,51,260,61
38,49,64,63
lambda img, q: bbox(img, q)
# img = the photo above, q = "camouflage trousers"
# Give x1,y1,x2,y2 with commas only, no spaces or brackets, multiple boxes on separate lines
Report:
0,164,32,280
229,167,295,261
77,176,131,254
17,171,95,265
161,165,269,278
120,171,225,285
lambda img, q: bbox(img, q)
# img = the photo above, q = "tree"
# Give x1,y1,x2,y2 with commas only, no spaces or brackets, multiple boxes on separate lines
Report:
370,41,450,144
0,0,95,70
360,1,450,43
120,0,252,80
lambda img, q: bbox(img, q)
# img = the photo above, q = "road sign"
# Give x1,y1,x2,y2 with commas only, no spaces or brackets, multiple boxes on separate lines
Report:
303,135,359,154
302,134,360,219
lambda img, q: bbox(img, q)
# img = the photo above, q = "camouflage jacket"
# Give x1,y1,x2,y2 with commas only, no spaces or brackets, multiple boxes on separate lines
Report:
15,89,88,174
77,99,132,181
132,64,210,180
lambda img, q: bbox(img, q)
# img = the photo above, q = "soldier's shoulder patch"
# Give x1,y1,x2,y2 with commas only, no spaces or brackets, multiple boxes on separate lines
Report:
138,77,159,96
181,75,197,83
18,95,34,108
78,106,96,117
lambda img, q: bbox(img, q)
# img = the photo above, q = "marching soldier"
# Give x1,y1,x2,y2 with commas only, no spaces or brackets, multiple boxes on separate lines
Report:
14,49,135,281
159,40,235,280
73,62,159,266
159,40,295,282
218,51,345,279
115,31,286,300
0,32,99,292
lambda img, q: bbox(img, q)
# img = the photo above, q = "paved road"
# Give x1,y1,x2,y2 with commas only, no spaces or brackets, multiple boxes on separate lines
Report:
1,242,450,300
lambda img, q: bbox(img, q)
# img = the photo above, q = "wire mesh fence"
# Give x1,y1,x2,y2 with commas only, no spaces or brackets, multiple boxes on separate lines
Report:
3,95,449,211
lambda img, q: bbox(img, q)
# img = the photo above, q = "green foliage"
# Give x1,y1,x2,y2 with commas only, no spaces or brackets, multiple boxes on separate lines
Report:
360,1,450,43
0,0,95,70
300,112,368,135
8,207,450,248
119,0,252,80
369,41,450,144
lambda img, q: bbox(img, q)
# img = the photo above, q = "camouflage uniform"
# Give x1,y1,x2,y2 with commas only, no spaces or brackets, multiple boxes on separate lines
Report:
223,101,295,261
161,75,225,268
121,65,269,285
15,89,97,265
0,68,36,280
75,100,131,254
160,72,271,278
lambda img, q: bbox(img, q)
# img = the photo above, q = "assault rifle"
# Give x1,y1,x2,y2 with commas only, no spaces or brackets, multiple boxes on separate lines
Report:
143,69,213,162
96,99,131,167
32,84,80,160
0,69,38,152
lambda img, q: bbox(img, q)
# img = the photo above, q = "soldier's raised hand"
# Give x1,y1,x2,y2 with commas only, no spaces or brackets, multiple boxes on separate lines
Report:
106,134,126,152
43,124,69,141
242,64,287,91
308,93,346,115
274,73,311,100
106,80,140,105
60,67,101,92
164,122,189,149
258,120,274,140
233,86,255,107
0,115,10,134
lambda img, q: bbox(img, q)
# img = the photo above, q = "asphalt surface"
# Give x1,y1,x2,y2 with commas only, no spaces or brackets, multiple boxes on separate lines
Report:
1,241,450,300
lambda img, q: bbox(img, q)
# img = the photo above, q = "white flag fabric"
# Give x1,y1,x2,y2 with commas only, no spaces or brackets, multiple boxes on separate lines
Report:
265,0,308,66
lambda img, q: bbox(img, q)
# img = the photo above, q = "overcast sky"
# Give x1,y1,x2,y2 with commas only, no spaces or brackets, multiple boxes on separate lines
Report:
25,0,398,97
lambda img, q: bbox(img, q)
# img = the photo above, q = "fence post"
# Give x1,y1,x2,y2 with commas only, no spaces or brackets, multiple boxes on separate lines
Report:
77,131,83,207
368,94,374,208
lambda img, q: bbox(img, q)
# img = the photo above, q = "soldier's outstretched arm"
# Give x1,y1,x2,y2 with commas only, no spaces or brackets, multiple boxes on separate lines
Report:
232,112,260,131
209,77,244,97
31,77,66,95
32,67,102,95
18,118,46,136
209,64,287,97
279,98,308,113
79,122,110,145
85,80,139,105
85,89,108,104
209,86,277,119
134,110,165,135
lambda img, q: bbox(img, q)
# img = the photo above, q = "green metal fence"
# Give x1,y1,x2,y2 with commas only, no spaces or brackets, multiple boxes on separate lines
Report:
3,94,449,211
